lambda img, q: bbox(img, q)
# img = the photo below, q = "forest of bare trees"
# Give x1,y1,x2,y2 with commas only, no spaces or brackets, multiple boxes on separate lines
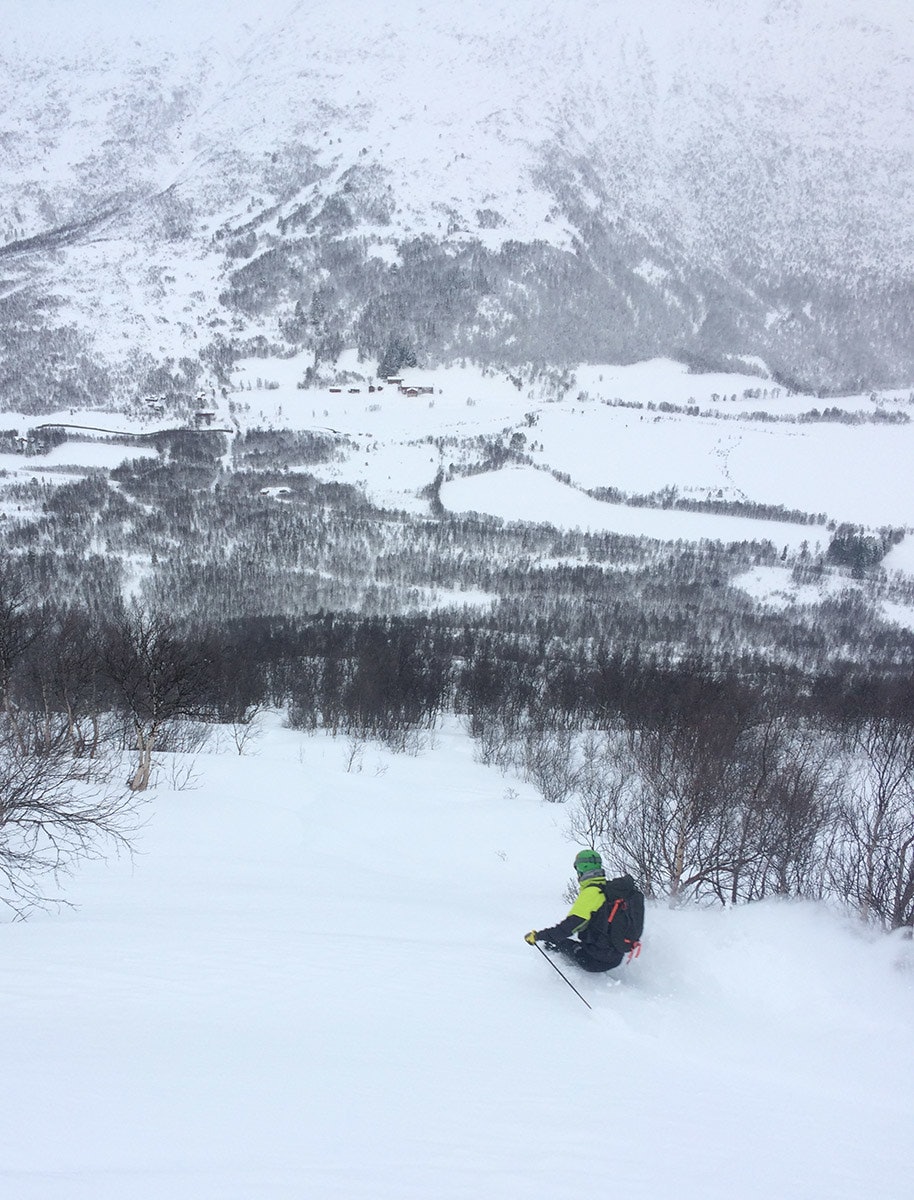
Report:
0,425,911,924
0,556,910,929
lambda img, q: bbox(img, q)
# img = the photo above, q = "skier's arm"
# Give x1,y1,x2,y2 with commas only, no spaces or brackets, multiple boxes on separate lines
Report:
532,885,605,943
532,913,581,943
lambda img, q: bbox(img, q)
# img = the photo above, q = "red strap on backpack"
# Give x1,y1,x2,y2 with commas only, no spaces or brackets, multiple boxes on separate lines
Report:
607,897,642,962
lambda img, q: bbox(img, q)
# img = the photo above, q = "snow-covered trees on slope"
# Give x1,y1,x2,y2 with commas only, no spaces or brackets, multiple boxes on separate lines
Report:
0,561,911,926
0,425,912,922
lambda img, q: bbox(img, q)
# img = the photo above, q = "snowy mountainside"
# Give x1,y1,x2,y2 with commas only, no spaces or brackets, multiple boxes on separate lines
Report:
2,0,914,408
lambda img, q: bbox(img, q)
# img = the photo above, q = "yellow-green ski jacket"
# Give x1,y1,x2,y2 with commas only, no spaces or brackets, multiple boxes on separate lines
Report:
534,875,608,945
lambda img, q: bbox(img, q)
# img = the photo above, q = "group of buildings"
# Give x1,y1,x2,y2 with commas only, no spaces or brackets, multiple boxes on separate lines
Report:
328,376,435,398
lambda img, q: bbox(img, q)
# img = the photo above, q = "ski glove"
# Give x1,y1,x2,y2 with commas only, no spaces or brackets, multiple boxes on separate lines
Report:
524,930,538,945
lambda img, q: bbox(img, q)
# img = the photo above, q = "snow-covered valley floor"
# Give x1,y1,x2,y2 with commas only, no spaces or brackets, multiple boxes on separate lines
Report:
4,355,914,626
2,717,911,1200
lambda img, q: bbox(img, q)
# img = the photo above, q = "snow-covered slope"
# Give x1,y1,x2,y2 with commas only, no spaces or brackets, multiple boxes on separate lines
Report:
1,716,911,1199
2,0,914,402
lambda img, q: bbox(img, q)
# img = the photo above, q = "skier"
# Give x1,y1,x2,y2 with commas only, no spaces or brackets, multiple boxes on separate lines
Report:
524,849,629,972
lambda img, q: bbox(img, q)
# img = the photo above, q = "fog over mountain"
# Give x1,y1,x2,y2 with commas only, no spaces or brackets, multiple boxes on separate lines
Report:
2,0,913,409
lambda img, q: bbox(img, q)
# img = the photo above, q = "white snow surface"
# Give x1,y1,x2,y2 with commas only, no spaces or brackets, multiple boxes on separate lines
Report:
230,354,914,637
233,354,914,533
439,466,826,553
3,355,914,628
1,716,911,1200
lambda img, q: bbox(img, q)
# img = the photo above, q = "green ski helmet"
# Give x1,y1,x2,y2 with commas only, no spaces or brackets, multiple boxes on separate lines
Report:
573,849,604,879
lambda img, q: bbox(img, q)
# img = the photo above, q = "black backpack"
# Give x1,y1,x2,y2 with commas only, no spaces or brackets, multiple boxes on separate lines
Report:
599,875,645,960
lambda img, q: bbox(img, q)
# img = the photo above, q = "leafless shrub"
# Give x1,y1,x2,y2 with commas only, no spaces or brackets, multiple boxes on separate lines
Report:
344,734,365,773
566,730,632,867
830,715,914,930
469,713,522,772
0,708,137,916
153,756,202,793
229,707,265,756
523,728,577,803
566,713,837,907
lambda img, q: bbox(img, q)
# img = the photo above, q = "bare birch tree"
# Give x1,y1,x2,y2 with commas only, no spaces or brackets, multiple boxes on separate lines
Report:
0,708,134,915
833,714,914,929
103,607,216,792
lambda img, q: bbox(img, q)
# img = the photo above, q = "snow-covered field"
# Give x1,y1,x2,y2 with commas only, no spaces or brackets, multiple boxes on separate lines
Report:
2,717,911,1200
228,354,914,533
10,355,910,536
5,355,912,624
439,466,827,554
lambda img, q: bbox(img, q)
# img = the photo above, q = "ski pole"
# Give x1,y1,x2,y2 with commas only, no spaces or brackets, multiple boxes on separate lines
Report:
533,942,592,1010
